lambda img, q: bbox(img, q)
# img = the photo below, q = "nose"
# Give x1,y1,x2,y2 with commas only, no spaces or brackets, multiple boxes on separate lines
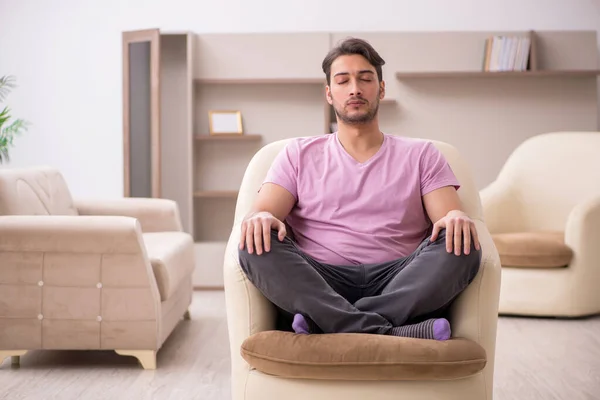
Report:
349,80,362,97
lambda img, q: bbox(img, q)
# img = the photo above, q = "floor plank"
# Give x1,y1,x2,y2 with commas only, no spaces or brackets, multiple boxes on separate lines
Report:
494,313,600,400
1,291,599,400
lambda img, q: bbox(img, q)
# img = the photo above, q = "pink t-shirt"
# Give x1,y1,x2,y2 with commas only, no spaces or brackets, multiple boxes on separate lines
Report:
262,133,460,266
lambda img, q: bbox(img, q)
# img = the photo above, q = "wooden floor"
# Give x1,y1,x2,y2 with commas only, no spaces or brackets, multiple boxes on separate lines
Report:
1,291,599,400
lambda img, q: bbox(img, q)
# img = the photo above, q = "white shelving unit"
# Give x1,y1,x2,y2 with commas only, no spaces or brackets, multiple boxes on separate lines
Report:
123,29,599,289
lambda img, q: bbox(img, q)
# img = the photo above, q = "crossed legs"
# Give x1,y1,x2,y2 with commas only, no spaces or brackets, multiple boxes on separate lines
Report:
238,229,480,339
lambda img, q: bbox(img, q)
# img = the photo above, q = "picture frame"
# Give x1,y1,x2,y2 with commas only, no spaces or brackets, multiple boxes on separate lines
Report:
208,110,243,135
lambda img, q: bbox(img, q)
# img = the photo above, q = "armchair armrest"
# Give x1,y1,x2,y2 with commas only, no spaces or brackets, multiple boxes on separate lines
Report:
223,225,277,374
564,196,600,308
447,219,501,388
565,196,600,252
479,180,521,233
74,198,182,233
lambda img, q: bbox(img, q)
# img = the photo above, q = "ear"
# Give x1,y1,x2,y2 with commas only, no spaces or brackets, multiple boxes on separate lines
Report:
325,85,333,105
379,80,386,100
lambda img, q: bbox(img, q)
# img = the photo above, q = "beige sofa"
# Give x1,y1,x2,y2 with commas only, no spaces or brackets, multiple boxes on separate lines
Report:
223,138,502,400
481,131,600,317
0,166,194,369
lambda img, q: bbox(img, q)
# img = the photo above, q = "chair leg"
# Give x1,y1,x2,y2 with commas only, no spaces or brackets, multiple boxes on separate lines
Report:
183,309,191,320
115,350,157,370
0,350,27,367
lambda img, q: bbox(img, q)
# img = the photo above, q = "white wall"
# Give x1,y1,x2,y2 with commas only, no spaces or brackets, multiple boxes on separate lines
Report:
1,0,599,198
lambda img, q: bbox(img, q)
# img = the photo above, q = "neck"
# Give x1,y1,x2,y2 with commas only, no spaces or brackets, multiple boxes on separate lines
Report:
336,120,383,152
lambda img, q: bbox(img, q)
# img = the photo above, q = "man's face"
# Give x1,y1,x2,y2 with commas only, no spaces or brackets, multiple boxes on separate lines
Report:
326,54,385,125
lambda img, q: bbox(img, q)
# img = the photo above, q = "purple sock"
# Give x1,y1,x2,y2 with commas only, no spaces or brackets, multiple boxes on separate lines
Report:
386,318,451,340
292,313,310,334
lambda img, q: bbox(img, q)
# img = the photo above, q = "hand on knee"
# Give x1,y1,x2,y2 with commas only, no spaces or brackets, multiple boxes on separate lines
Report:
429,212,481,257
239,212,287,255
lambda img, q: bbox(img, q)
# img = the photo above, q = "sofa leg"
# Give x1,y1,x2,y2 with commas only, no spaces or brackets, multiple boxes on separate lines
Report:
183,309,191,320
115,350,157,370
0,350,27,367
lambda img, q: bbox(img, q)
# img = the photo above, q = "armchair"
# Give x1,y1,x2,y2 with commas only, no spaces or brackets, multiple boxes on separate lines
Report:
481,131,600,317
0,166,195,369
223,138,502,400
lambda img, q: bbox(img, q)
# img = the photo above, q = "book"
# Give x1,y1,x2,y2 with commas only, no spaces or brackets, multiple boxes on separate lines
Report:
483,35,531,72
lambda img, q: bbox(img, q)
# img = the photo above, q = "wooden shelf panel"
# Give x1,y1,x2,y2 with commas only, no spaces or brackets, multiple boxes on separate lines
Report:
195,78,325,84
395,70,600,79
194,134,262,141
194,190,238,198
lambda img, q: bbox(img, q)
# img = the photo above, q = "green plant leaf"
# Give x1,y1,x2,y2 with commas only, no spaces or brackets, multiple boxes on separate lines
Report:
0,146,8,164
0,76,16,103
2,118,28,141
0,75,26,164
0,106,9,127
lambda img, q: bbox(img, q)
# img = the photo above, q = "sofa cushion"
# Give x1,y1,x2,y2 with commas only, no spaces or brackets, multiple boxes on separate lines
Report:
241,331,486,381
492,231,573,268
142,232,195,301
0,166,78,216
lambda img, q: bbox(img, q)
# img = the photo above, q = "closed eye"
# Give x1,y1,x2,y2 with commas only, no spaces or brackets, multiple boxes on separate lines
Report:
336,79,371,84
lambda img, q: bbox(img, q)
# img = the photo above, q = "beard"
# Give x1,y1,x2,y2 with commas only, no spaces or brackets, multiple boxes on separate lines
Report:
332,91,380,125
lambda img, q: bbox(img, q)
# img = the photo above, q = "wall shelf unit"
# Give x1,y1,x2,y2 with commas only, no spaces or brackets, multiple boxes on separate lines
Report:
395,70,600,79
124,28,598,290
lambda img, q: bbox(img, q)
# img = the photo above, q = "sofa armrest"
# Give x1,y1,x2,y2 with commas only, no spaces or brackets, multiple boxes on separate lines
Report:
74,198,182,233
447,219,501,388
0,215,148,253
223,226,277,374
0,215,162,351
565,196,600,307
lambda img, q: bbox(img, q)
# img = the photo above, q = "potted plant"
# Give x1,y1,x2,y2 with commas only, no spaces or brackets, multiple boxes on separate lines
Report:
0,75,29,164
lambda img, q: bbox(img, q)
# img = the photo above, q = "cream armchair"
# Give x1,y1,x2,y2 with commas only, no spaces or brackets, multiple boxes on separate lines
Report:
0,166,194,369
223,138,502,400
480,131,600,317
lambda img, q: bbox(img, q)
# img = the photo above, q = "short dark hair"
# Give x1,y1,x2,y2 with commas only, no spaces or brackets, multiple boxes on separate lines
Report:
322,37,386,86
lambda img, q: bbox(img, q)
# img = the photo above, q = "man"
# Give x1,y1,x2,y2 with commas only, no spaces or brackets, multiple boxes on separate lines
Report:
237,37,481,340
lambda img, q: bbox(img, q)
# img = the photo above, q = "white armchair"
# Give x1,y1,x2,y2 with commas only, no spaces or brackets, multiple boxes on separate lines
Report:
223,137,502,400
480,131,600,317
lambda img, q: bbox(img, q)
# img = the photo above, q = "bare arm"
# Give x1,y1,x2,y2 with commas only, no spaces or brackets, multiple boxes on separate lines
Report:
422,185,463,224
240,183,296,255
422,185,480,255
248,183,296,222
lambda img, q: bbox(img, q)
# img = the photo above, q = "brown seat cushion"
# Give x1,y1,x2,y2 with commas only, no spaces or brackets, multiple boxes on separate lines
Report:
492,231,573,268
241,331,486,381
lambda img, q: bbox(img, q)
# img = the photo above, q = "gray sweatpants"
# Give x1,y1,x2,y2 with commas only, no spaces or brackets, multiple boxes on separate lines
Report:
238,228,481,334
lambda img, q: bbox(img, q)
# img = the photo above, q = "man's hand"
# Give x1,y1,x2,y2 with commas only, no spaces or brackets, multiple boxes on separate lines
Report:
239,211,287,255
430,210,481,256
